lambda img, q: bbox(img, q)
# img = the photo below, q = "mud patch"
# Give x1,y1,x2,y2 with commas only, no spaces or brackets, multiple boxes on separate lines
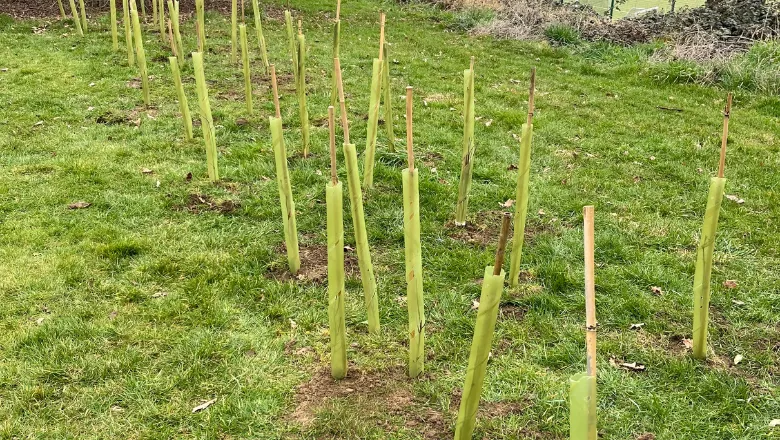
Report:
289,367,450,439
450,388,529,418
176,193,239,214
499,303,527,320
446,210,512,247
267,244,359,284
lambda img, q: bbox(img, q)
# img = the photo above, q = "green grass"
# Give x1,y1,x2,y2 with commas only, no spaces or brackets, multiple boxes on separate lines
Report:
0,1,779,439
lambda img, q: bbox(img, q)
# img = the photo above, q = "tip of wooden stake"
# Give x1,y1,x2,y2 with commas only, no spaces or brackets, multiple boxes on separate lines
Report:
527,67,536,123
328,106,338,184
406,86,414,171
336,0,341,20
718,92,733,179
270,64,281,118
493,212,512,275
470,56,475,72
298,19,302,35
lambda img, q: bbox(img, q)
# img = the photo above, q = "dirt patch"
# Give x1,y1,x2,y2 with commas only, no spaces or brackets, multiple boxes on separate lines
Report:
636,434,656,440
446,210,511,246
499,303,527,320
266,244,359,284
176,193,239,214
289,367,450,439
422,151,444,168
449,388,530,418
252,71,294,91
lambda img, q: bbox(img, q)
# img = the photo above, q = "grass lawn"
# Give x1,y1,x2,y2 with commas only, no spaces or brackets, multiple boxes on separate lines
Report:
0,1,778,438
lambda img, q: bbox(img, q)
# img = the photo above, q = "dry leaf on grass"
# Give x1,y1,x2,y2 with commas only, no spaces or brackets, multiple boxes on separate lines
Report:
769,419,780,427
650,286,663,296
141,168,154,174
471,299,480,310
732,299,745,306
629,323,645,330
723,280,738,289
68,201,91,209
682,338,693,349
733,354,744,365
611,357,646,371
725,194,745,204
500,199,514,208
152,291,168,298
191,398,217,413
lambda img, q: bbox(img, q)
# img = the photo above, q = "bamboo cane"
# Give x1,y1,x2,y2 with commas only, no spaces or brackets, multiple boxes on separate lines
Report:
152,0,157,24
192,52,220,182
110,0,119,50
329,0,342,107
455,57,476,225
454,213,511,439
69,0,83,36
570,205,598,440
285,10,298,82
169,57,193,140
239,24,252,113
336,58,380,335
382,42,395,152
404,86,426,378
122,0,133,64
251,0,269,74
130,4,150,107
139,0,145,17
327,106,348,380
297,30,310,157
196,0,205,52
270,65,301,274
158,0,165,41
692,93,731,359
78,0,87,32
509,68,536,287
231,0,238,63
58,0,66,20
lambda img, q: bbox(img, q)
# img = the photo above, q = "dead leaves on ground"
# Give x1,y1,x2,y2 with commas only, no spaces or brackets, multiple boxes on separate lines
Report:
191,398,217,413
68,201,91,209
610,357,646,372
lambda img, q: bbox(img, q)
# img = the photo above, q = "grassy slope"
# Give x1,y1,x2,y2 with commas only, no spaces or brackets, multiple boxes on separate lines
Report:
0,1,778,438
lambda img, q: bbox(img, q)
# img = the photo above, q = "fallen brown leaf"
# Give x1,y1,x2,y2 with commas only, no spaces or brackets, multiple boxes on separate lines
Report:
682,338,693,349
68,201,91,209
723,280,738,289
725,194,745,204
650,286,663,296
500,199,515,208
629,323,645,330
191,398,217,413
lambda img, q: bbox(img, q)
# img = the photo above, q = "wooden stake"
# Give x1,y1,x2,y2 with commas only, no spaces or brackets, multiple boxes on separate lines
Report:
527,67,536,126
718,92,732,179
334,57,350,145
298,19,302,36
470,55,474,72
336,0,341,20
241,0,245,23
406,86,414,171
583,205,597,377
329,106,338,184
378,12,386,61
270,64,281,118
168,19,176,56
493,213,511,275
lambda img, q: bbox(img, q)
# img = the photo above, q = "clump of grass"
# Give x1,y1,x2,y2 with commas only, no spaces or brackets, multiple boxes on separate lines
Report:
451,8,495,32
544,23,581,45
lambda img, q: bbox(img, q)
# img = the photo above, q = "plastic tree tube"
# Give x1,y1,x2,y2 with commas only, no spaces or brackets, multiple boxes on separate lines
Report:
78,0,87,32
362,58,382,189
250,0,269,74
231,0,238,63
130,4,150,107
139,0,145,17
509,68,536,287
269,65,300,274
152,0,158,24
110,0,118,50
296,30,310,157
69,0,83,36
363,13,386,189
403,86,425,378
455,58,476,225
285,11,298,82
196,0,205,52
570,205,598,440
454,213,511,439
693,93,732,359
192,52,220,182
335,58,379,335
382,42,395,152
122,0,133,65
169,57,193,140
240,24,252,113
57,0,66,20
168,0,184,63
327,106,347,380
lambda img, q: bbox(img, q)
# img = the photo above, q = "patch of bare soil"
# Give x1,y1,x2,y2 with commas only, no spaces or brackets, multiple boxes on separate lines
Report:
289,367,450,439
176,193,239,214
450,388,530,418
636,433,657,440
266,244,359,284
446,210,511,247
